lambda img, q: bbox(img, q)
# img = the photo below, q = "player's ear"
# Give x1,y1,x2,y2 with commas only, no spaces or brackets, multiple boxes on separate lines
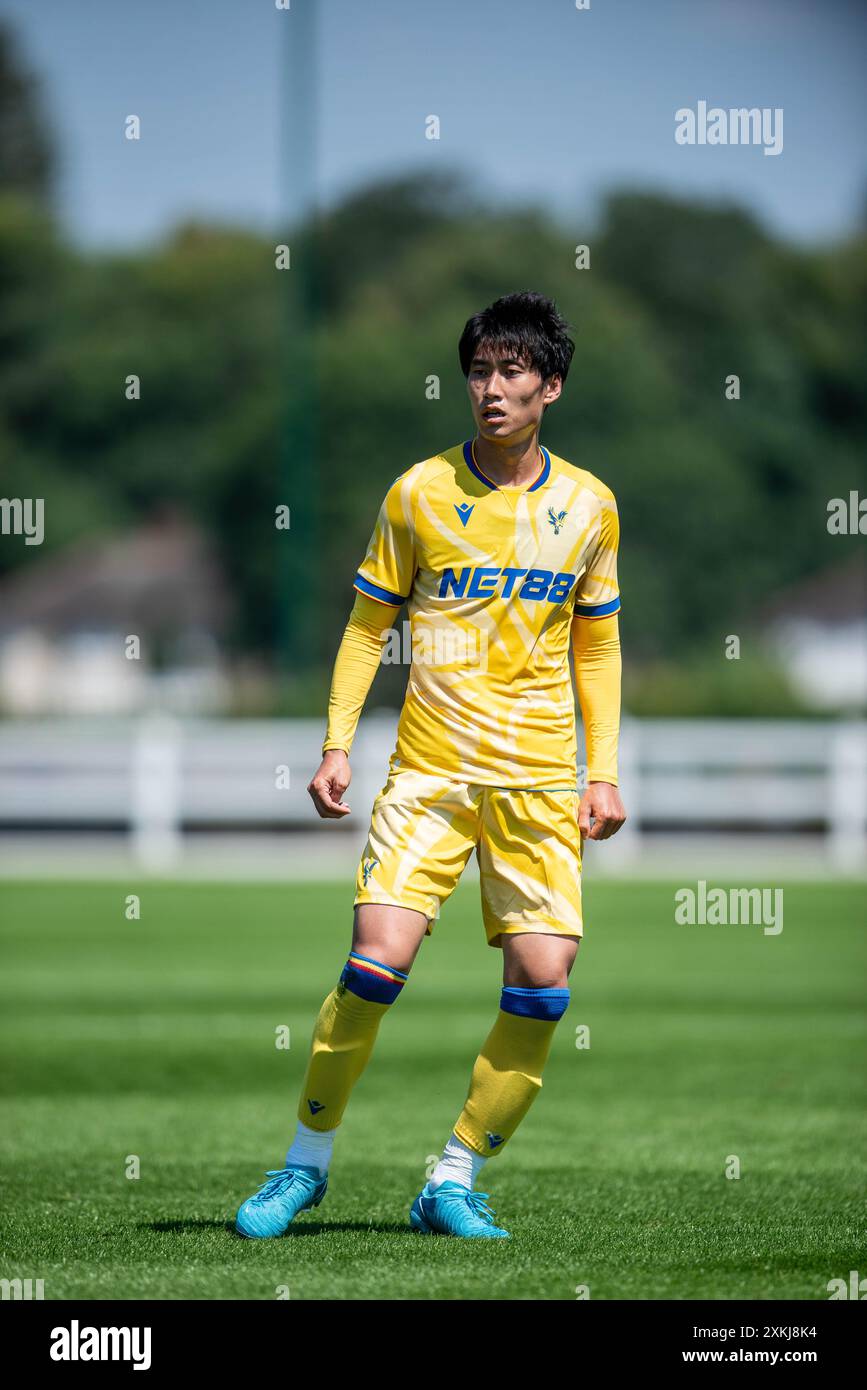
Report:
545,374,562,406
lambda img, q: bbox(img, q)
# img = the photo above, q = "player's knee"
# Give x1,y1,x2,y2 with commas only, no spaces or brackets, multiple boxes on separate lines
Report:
338,949,410,1005
502,936,579,990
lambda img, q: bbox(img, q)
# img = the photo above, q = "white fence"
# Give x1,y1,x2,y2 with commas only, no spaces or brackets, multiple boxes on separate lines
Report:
0,715,865,872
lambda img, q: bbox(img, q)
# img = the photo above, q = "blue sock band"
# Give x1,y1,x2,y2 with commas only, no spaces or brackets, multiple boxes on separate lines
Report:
339,951,409,1005
500,986,571,1021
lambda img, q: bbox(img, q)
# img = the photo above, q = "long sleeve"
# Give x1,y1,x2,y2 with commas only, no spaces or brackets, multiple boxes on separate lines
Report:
321,592,400,756
571,612,621,785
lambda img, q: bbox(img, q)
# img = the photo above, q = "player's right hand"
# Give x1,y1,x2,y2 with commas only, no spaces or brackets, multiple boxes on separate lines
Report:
307,750,352,818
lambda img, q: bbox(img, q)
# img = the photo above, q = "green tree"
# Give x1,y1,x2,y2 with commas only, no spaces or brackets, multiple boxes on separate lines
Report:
0,23,55,205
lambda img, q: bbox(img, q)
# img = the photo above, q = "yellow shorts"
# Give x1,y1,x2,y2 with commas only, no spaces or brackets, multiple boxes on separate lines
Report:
354,766,583,948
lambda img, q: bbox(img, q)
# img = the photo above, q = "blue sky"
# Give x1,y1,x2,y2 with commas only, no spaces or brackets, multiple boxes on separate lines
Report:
2,0,865,249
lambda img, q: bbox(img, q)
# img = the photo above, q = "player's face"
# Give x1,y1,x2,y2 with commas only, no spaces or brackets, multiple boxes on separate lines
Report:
467,347,561,442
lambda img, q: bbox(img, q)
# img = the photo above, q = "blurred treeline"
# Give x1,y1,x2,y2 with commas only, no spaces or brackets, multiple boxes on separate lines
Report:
1,27,864,716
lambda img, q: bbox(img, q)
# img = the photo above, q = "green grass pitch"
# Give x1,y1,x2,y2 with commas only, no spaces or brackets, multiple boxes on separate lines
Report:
0,876,864,1300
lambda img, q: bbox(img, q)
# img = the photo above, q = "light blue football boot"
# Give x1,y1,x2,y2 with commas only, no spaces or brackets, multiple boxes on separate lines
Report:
410,1180,511,1238
235,1165,327,1238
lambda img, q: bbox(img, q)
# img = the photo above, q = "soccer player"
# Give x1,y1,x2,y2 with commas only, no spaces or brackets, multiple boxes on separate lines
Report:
236,290,626,1239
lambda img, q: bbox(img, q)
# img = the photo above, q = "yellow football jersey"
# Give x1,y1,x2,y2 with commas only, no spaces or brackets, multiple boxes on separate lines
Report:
353,439,620,788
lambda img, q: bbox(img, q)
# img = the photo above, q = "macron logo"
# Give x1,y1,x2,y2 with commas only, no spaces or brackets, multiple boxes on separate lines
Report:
454,502,474,528
308,1099,325,1115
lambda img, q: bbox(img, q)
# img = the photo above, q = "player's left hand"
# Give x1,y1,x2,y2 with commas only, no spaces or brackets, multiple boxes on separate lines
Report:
578,782,627,841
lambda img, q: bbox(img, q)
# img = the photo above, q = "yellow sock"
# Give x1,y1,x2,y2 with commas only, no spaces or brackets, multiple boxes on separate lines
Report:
297,951,408,1131
453,986,570,1157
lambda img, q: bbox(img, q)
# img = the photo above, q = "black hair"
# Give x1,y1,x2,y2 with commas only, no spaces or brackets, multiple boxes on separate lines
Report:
458,291,575,385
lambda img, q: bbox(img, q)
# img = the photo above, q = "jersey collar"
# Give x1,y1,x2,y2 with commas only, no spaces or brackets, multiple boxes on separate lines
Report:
462,439,551,492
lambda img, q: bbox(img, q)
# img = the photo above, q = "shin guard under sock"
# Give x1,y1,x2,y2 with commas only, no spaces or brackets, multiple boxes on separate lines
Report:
296,952,408,1131
453,985,570,1157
